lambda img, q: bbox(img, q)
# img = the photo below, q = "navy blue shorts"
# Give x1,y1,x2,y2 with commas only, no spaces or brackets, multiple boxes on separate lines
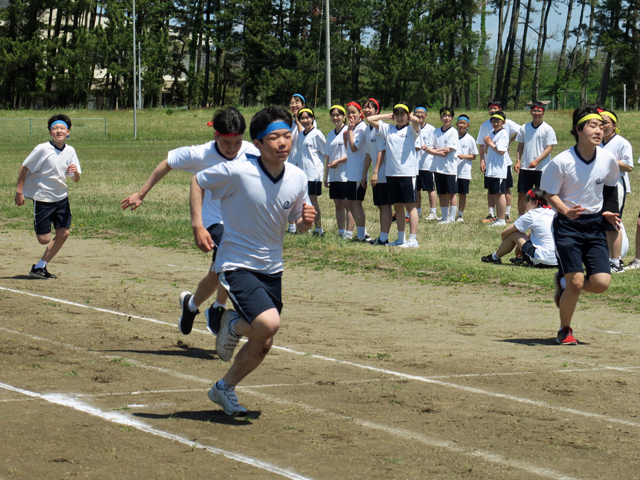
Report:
346,181,366,201
388,176,417,204
372,182,390,206
207,223,224,263
487,177,507,194
434,173,457,195
517,169,543,193
417,170,435,192
329,181,347,200
308,181,322,196
506,166,513,189
553,213,610,277
457,178,470,195
219,269,283,323
34,198,72,235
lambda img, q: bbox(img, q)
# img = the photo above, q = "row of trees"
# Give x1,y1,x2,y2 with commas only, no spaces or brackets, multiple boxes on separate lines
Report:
1,0,639,110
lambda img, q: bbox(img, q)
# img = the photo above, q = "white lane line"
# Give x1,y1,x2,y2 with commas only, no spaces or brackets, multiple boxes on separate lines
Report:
0,333,587,480
564,359,640,372
2,287,640,429
0,382,314,480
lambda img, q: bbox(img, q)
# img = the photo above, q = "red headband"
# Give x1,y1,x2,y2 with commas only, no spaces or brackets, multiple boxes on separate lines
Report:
531,106,545,112
208,122,241,136
488,104,500,109
367,98,380,112
347,101,362,111
527,189,551,209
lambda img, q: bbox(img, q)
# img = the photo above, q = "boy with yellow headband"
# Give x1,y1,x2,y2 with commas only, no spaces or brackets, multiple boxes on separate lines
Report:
431,107,461,224
540,106,620,345
483,110,509,226
15,114,81,280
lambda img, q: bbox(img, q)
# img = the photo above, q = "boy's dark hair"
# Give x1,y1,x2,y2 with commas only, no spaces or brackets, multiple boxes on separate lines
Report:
439,106,454,117
491,110,507,121
297,107,315,119
570,105,600,141
457,113,470,123
526,187,548,207
363,98,381,113
531,101,546,111
487,99,502,109
212,107,246,135
393,101,411,117
48,114,72,130
249,106,293,141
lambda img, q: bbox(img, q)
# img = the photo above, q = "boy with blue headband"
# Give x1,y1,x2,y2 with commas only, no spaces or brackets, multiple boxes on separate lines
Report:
15,114,81,279
190,106,315,415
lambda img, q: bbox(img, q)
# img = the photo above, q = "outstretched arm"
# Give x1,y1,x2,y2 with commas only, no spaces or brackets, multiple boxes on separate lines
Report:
121,158,173,210
365,113,393,130
295,202,316,233
15,165,29,206
189,175,214,252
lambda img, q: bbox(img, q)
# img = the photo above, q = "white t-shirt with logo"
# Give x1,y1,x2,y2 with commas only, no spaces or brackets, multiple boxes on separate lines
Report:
484,129,510,179
417,124,436,172
345,121,368,182
297,127,326,182
196,155,310,274
376,121,420,177
516,121,557,171
367,125,388,183
456,133,479,180
326,126,348,183
477,118,519,166
513,208,557,265
599,134,633,193
22,142,82,202
432,126,460,176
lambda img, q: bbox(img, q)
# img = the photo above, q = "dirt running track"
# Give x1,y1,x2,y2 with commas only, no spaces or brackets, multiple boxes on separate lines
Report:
1,230,639,480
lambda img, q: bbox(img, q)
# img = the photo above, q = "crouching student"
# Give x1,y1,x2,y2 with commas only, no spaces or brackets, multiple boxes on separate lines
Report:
481,188,557,267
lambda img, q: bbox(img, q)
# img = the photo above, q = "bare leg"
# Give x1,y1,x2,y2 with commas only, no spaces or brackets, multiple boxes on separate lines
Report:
560,272,610,328
606,230,622,260
495,232,528,258
518,192,526,216
406,203,419,235
459,194,467,213
309,194,322,229
192,269,227,307
487,190,495,210
38,227,70,264
495,193,506,220
379,204,393,234
334,199,346,231
429,190,437,209
393,203,406,235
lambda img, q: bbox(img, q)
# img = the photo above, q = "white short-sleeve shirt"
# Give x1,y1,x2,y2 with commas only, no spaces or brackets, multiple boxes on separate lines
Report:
484,129,510,179
477,118,519,166
540,146,620,214
22,142,82,202
298,127,326,182
376,121,420,177
417,124,436,172
513,208,557,265
326,126,348,183
367,125,388,182
432,126,459,176
599,134,633,193
345,121,368,182
516,121,557,171
456,133,479,180
168,140,259,228
196,155,310,274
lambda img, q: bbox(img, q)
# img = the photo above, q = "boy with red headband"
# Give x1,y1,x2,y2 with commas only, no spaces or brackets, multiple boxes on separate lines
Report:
121,107,259,338
15,114,81,279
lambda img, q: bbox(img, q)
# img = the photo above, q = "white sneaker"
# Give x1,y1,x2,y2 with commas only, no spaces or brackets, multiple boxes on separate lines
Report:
387,238,405,246
216,310,241,362
489,220,507,227
456,216,464,223
208,384,248,416
287,224,297,234
437,218,451,224
626,258,640,270
425,213,438,221
398,239,419,248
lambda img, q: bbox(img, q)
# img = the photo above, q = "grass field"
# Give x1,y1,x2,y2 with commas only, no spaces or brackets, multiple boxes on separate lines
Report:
1,108,638,311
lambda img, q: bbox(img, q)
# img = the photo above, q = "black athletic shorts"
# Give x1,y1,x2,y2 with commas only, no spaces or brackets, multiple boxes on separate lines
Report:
329,181,347,200
506,166,513,189
603,181,627,231
207,223,224,263
372,182,391,206
417,170,435,192
457,178,470,195
553,213,610,277
345,181,366,201
486,177,507,195
219,268,283,323
520,241,556,268
434,173,458,195
308,181,322,196
387,176,417,204
517,169,543,193
34,197,72,235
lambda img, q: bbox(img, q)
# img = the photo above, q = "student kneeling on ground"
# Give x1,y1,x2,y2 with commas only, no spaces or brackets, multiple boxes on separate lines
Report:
481,187,557,268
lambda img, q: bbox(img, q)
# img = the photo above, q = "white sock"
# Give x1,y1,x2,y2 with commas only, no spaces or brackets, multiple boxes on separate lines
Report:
397,231,405,243
506,206,512,215
188,296,199,312
216,379,230,390
380,232,389,242
449,206,458,220
560,277,567,289
357,226,366,239
441,207,449,219
345,230,353,238
228,318,241,337
409,234,417,242
610,258,620,266
430,208,437,215
417,208,422,215
458,210,464,217
212,300,224,309
491,252,500,261
489,207,495,216
338,229,345,235
35,260,47,269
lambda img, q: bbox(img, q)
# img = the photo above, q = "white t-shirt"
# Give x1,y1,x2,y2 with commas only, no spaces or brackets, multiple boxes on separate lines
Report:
541,146,620,214
477,118,519,166
484,129,510,179
516,121,557,171
599,134,633,193
513,208,557,265
168,140,259,228
432,126,459,176
288,125,300,166
376,121,420,177
456,133,479,180
417,124,436,172
367,125,388,183
326,126,348,183
196,155,310,274
22,142,81,202
298,127,326,182
345,121,368,182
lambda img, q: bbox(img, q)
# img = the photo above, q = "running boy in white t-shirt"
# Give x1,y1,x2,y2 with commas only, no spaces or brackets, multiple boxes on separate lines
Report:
121,107,258,337
454,114,478,222
540,106,620,345
515,101,557,215
15,114,81,280
190,106,316,415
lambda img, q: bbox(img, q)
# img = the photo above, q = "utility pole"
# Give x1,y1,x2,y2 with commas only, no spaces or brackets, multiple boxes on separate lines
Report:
325,0,331,108
133,0,137,138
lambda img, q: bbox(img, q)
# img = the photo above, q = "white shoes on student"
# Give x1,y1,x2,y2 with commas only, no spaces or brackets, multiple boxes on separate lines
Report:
425,213,439,221
216,310,241,362
489,219,507,227
208,384,248,416
398,239,419,248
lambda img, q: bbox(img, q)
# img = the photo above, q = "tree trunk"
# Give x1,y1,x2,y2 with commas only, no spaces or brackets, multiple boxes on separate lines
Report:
533,0,552,102
501,0,521,106
491,0,511,99
514,0,533,108
553,0,573,109
477,0,487,109
564,0,586,108
580,0,596,106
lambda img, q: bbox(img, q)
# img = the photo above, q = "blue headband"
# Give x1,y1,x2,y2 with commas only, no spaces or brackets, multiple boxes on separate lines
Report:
457,115,470,123
414,106,427,113
256,121,291,140
292,93,306,104
50,120,69,130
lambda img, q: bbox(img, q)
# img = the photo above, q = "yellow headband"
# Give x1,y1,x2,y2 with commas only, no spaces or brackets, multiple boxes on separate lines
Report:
298,108,314,117
491,114,505,122
394,104,410,113
577,113,603,125
599,111,618,124
330,105,346,116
